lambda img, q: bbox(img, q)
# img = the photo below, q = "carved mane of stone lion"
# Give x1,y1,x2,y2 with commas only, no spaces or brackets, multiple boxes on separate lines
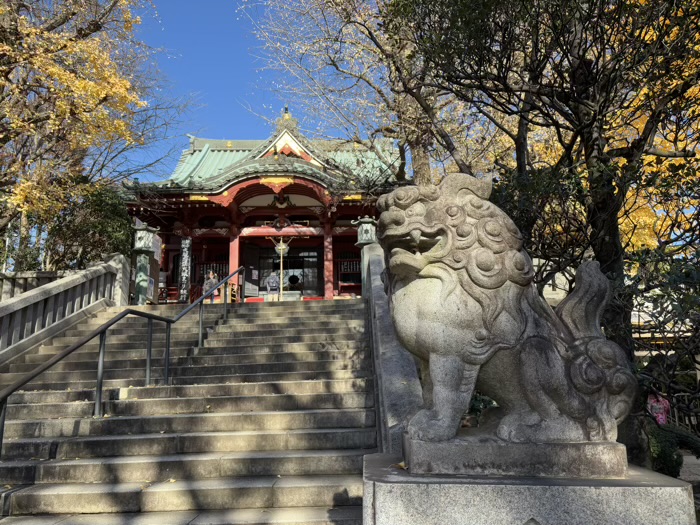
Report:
377,173,636,444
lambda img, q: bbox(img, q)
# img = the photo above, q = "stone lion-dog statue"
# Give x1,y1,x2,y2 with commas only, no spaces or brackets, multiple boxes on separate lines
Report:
377,173,636,444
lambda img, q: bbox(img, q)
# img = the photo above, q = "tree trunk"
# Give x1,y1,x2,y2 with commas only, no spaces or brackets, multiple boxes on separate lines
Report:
0,208,17,237
410,140,433,186
584,162,634,357
513,97,536,247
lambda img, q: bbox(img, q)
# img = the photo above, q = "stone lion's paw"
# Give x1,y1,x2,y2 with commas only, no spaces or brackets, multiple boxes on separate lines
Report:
408,409,457,441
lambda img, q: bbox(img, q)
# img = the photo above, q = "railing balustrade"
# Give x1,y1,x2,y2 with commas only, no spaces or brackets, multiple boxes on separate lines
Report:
0,271,76,301
0,255,128,360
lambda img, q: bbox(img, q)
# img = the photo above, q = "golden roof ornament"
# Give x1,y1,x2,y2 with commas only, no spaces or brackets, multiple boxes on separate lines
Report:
276,104,299,132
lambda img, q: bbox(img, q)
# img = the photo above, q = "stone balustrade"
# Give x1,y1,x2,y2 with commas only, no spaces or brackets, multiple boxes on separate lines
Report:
362,243,423,455
0,271,77,302
0,254,129,365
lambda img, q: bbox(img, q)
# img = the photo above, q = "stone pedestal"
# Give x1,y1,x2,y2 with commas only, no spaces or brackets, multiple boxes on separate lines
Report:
363,454,696,525
404,432,628,478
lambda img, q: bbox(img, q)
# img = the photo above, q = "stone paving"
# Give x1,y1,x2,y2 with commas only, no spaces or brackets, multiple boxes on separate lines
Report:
680,454,700,523
681,454,700,484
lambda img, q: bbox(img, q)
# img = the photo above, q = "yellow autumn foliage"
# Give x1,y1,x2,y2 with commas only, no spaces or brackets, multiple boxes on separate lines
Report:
0,0,148,220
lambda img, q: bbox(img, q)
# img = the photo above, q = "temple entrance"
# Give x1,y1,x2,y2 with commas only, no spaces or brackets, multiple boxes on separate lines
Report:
258,247,323,298
241,238,324,299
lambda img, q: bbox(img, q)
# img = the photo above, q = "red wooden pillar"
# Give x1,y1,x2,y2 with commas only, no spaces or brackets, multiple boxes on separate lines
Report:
323,223,334,300
228,229,240,273
229,228,240,298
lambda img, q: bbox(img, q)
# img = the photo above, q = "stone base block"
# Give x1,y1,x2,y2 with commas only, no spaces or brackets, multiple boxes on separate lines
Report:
363,454,696,525
404,432,628,478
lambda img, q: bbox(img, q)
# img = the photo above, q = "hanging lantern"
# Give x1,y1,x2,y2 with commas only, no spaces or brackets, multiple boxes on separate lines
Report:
274,240,290,256
352,216,378,247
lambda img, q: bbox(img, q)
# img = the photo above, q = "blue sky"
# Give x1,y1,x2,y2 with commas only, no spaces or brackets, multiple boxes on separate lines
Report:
135,0,289,178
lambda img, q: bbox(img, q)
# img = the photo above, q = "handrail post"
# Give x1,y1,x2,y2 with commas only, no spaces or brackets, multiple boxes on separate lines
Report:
224,281,228,322
94,332,107,417
0,398,7,458
198,301,204,347
241,268,246,303
164,322,172,384
146,318,153,386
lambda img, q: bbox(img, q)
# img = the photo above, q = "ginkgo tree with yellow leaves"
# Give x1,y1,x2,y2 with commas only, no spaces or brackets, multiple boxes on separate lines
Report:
1,0,184,270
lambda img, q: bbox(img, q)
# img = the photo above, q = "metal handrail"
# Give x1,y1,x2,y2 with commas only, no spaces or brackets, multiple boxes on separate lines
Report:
0,266,246,455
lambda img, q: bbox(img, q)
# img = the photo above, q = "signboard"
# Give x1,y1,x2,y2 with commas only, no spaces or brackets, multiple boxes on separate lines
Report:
147,277,155,301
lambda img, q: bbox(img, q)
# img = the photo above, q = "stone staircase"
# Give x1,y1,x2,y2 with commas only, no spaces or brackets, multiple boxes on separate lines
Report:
0,299,372,524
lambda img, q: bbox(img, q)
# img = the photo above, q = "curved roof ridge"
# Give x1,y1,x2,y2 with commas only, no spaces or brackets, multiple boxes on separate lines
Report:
190,137,265,151
171,143,210,185
199,155,338,192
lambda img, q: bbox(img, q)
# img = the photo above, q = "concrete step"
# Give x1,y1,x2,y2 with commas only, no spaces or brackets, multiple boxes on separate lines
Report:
64,323,219,337
92,307,364,325
198,340,366,352
0,369,168,388
9,349,368,375
6,474,363,514
228,299,363,311
77,316,243,329
0,359,371,390
5,390,373,421
171,360,370,378
7,369,372,393
206,327,364,341
9,378,371,405
49,333,201,346
222,310,365,322
203,334,366,348
21,341,367,365
106,390,373,416
221,311,365,323
0,448,372,484
99,301,363,318
0,506,363,524
3,427,377,460
173,368,371,384
220,311,365,323
89,310,222,320
38,339,196,354
59,319,364,340
215,320,365,334
103,304,226,313
4,408,376,440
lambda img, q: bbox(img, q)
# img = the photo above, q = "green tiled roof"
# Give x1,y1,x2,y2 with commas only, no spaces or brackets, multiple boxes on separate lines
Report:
196,156,338,191
160,126,398,193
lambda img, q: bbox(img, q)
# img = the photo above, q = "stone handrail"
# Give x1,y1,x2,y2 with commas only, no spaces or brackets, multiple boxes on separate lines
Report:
362,243,423,455
0,271,76,302
0,254,129,364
